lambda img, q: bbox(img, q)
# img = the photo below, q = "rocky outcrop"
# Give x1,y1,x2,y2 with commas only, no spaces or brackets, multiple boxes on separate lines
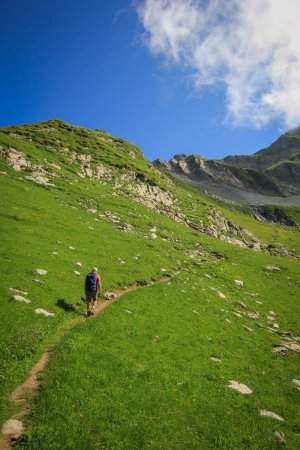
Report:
154,126,300,203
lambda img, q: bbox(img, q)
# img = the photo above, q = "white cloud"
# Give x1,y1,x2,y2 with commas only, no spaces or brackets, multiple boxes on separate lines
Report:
137,0,300,128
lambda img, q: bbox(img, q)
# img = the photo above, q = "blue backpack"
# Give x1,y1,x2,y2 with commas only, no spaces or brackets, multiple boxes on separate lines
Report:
85,273,97,291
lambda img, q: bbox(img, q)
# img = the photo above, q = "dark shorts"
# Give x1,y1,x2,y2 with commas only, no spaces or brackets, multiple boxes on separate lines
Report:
86,290,98,302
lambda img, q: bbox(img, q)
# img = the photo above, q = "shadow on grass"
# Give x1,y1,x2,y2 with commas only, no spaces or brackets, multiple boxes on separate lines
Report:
56,298,76,313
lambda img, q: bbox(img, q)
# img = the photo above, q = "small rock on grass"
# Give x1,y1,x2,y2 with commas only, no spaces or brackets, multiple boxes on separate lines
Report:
74,271,81,275
243,326,253,332
259,410,284,421
235,301,247,309
9,288,28,295
192,309,199,315
35,269,47,275
124,309,132,314
272,346,288,355
285,343,300,352
226,380,252,394
234,279,244,286
11,295,31,304
210,357,221,362
273,431,285,444
34,308,55,317
292,379,300,387
265,266,280,271
248,311,260,319
2,419,23,438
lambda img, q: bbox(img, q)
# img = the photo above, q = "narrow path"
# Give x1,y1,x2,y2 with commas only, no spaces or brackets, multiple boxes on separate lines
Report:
0,272,180,449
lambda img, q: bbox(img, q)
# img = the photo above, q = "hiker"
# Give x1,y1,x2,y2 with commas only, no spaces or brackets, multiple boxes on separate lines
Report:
84,267,102,316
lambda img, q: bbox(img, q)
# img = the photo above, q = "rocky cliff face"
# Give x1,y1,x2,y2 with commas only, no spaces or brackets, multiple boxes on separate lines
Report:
154,127,300,205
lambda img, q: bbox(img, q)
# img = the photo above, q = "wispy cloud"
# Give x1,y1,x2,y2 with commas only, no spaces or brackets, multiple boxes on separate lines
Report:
136,0,300,128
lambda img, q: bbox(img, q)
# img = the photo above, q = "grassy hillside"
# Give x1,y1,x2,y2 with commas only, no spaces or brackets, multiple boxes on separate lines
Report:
0,120,299,449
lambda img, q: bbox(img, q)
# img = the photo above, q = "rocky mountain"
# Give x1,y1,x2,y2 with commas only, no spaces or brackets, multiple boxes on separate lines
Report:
154,127,300,205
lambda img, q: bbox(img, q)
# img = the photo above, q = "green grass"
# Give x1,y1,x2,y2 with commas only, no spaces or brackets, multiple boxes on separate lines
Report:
1,119,300,449
17,254,300,449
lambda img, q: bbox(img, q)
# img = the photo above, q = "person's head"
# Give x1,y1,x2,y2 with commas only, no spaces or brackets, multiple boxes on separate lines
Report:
91,267,98,273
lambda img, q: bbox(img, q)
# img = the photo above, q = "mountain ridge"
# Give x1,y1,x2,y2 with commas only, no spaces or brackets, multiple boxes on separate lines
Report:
154,126,300,205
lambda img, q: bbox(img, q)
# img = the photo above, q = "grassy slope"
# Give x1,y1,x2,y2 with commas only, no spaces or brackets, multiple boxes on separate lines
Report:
0,120,299,449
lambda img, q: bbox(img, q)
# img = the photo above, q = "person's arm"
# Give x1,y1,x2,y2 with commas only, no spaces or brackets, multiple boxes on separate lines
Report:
97,275,102,296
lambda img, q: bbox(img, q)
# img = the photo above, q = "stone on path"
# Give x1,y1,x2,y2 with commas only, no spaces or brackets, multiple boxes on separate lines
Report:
292,379,300,387
104,292,116,300
9,288,28,295
34,308,55,317
273,431,285,444
35,269,47,275
234,279,244,286
2,419,23,438
226,380,253,394
259,410,284,421
11,295,31,304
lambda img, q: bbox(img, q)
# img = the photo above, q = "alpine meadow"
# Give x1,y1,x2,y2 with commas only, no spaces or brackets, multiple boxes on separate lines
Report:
0,119,299,450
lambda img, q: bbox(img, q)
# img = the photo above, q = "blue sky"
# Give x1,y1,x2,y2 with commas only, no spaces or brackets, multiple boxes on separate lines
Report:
1,0,299,161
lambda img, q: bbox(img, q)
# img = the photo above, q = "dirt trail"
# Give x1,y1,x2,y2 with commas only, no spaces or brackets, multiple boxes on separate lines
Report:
0,272,179,449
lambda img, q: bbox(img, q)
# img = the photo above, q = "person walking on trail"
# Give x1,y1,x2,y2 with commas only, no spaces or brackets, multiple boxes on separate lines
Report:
84,267,102,317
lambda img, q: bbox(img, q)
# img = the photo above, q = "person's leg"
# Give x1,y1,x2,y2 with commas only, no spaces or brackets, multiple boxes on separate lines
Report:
85,292,92,316
91,290,98,313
